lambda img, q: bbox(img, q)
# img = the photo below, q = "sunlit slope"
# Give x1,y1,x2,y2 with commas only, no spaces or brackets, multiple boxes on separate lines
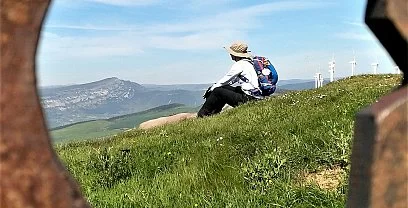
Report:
56,74,401,207
51,103,198,143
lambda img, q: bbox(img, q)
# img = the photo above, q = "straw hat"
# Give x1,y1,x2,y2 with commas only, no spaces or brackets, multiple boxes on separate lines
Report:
224,41,252,58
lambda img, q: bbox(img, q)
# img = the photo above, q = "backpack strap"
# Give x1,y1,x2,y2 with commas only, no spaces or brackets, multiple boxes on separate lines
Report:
237,69,263,98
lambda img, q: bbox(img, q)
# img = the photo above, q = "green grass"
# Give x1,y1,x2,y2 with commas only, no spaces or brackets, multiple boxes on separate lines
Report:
51,104,199,143
55,74,402,207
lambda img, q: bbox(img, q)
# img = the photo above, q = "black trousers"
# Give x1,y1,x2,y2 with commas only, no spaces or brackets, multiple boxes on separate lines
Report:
198,86,255,118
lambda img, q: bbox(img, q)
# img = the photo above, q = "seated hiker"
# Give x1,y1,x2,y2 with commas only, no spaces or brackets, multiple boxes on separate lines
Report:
197,41,262,118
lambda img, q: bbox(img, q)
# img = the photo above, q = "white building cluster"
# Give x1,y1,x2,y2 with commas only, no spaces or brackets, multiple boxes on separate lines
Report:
314,72,324,88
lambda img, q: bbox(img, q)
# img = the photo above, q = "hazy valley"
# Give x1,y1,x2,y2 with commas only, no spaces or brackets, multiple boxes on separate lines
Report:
39,77,206,128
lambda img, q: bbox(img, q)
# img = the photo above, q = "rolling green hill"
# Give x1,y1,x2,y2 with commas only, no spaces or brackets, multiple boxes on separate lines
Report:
55,75,402,207
51,103,199,143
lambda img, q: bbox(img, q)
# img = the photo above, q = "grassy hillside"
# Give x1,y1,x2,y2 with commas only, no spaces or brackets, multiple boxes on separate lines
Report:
56,74,401,207
51,103,199,143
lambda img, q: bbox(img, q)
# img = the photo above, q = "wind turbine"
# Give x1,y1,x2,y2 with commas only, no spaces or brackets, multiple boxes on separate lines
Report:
319,71,324,87
328,55,335,82
314,72,319,88
314,65,324,88
314,63,319,88
371,58,379,74
349,50,357,76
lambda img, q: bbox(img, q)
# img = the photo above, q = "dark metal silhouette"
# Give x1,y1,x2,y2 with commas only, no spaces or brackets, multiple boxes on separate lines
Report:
347,0,407,207
0,1,89,207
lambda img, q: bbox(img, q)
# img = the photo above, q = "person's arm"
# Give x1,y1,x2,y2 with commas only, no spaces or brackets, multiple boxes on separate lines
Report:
210,63,243,91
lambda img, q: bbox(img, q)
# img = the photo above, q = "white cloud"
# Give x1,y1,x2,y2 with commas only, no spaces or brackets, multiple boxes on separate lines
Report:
38,33,144,60
235,1,333,15
147,30,246,50
335,31,375,41
185,0,232,6
137,1,333,50
37,0,401,86
38,0,341,86
85,0,159,6
41,32,60,39
42,0,333,56
125,60,231,84
142,1,334,34
45,24,140,31
343,21,366,27
46,1,333,33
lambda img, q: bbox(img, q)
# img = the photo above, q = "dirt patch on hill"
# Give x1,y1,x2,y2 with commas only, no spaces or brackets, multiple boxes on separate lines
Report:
139,112,197,130
301,166,346,191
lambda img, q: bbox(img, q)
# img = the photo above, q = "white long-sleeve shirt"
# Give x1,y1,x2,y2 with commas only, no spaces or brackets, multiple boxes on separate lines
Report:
210,59,260,97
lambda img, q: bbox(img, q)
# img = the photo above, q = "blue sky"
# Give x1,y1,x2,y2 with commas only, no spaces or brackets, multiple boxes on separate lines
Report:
36,0,399,86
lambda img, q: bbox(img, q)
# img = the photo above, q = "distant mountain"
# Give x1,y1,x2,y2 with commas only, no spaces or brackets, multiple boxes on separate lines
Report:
39,77,205,128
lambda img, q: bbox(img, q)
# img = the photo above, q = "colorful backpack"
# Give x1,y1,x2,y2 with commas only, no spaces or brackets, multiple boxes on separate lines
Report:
252,56,278,96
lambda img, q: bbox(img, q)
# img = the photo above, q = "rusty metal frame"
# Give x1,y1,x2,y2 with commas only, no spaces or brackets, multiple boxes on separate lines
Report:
1,1,89,207
347,0,407,207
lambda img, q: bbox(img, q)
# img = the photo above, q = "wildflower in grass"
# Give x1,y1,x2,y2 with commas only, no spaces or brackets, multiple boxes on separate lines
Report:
290,100,299,105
